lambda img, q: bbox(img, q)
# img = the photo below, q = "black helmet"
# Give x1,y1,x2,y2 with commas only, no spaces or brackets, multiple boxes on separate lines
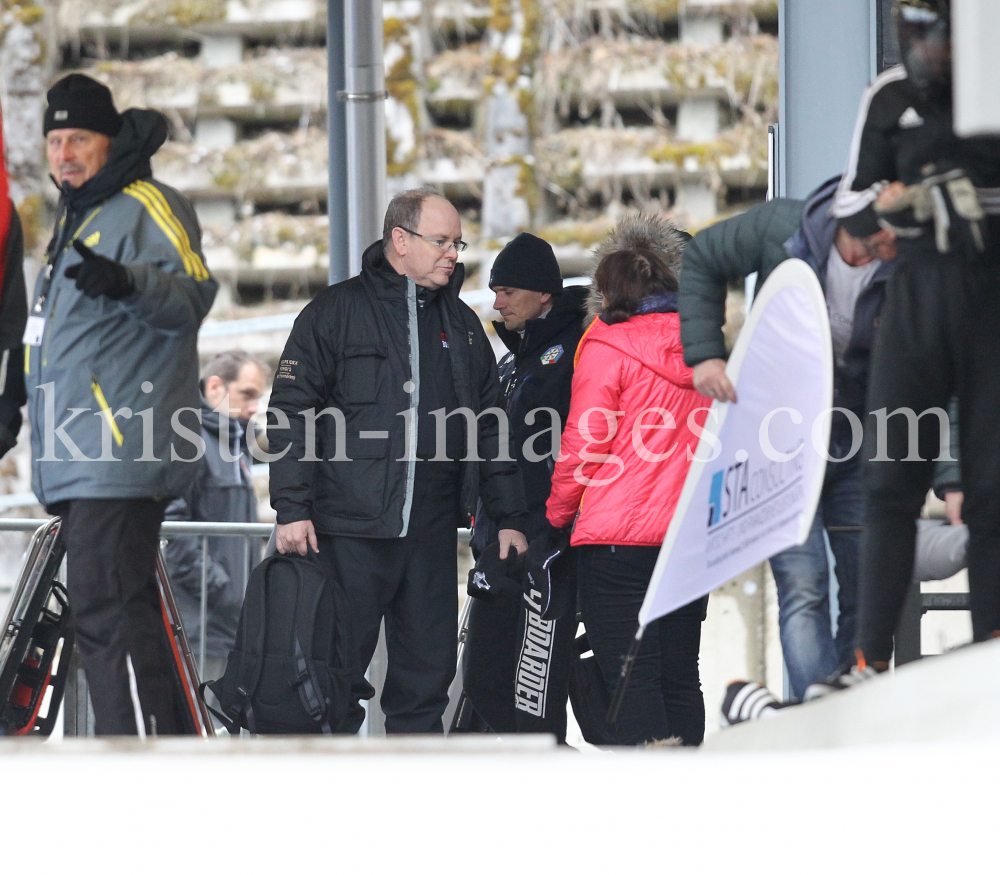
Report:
894,0,952,101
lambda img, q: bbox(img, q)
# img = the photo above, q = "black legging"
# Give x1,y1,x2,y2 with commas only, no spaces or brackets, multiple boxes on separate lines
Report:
577,544,708,746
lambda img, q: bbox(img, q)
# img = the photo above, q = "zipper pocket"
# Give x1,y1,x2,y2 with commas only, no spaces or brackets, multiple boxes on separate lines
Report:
91,376,124,447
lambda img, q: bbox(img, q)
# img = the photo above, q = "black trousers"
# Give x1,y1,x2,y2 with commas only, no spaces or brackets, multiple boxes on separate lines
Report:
317,465,460,734
858,248,1000,661
60,498,184,736
577,544,708,747
462,578,578,742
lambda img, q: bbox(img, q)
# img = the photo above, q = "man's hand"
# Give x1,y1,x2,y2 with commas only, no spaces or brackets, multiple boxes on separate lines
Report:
693,358,737,403
875,181,907,213
498,528,528,560
944,490,964,526
276,519,318,555
65,240,134,301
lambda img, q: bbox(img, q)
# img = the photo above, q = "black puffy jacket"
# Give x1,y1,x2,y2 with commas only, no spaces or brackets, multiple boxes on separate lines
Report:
268,242,526,538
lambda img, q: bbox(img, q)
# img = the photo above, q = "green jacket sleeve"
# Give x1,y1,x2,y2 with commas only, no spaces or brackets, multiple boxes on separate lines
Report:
679,199,805,367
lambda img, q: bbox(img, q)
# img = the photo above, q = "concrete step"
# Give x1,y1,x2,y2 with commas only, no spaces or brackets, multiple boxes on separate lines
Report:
704,638,1000,752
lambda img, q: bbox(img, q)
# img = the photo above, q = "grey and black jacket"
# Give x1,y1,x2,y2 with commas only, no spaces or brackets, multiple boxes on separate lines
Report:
268,241,526,538
679,177,893,416
165,401,259,658
26,108,218,507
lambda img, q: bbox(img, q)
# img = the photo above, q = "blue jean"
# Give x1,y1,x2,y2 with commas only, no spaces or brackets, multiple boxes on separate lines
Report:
767,442,862,699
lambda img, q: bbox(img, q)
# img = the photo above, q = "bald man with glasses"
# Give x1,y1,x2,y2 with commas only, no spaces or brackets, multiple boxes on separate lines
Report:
268,189,527,733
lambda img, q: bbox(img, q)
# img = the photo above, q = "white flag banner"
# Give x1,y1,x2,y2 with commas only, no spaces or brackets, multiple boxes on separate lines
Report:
638,258,833,627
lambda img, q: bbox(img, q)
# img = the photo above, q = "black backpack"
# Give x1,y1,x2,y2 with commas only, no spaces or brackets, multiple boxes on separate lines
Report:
204,551,354,734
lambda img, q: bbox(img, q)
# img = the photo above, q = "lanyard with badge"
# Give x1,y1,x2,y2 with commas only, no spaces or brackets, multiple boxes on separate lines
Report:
23,207,101,347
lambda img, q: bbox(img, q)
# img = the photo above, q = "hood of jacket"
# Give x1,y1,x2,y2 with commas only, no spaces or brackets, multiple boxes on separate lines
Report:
57,108,169,212
494,284,589,356
582,311,690,384
785,175,895,287
587,213,690,323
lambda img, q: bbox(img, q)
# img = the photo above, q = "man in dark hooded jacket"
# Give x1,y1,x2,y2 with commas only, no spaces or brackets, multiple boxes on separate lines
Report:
462,233,588,741
27,74,217,735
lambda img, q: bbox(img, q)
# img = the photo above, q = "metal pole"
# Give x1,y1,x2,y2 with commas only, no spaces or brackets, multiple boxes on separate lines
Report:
777,0,875,198
199,535,208,678
343,0,387,274
327,0,350,284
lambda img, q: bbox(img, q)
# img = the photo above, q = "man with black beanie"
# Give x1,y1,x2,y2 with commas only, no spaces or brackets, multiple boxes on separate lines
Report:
27,73,218,735
460,232,589,742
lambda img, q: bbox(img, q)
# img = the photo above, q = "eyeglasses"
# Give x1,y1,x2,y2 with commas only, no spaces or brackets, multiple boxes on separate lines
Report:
398,226,468,253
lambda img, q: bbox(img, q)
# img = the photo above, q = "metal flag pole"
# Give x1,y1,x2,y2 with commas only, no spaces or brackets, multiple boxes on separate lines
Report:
606,623,645,725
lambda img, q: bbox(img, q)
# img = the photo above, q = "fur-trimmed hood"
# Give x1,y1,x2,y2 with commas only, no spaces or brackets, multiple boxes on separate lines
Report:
586,213,690,323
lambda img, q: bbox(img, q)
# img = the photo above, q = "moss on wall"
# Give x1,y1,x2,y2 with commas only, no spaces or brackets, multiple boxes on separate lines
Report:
383,16,409,42
488,0,513,35
515,158,540,224
11,3,44,26
15,194,45,255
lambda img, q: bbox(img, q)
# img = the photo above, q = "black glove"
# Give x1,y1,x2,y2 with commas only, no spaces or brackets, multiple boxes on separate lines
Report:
467,541,524,603
65,239,134,301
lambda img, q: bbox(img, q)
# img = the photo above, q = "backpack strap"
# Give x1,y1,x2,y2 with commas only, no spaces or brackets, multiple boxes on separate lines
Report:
290,558,333,734
199,682,237,735
226,554,275,733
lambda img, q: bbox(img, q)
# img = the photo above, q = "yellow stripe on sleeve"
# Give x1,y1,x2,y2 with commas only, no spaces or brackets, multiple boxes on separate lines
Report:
124,181,210,280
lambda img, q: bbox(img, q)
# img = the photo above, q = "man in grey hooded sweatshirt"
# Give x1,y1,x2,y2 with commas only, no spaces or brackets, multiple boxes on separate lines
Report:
27,74,217,735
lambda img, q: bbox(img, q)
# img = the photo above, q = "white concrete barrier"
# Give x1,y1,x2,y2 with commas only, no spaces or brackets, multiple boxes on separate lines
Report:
1,729,998,869
705,638,1000,752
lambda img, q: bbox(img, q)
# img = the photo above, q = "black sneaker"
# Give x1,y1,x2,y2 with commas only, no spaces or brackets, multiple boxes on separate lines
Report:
803,664,879,701
720,680,788,727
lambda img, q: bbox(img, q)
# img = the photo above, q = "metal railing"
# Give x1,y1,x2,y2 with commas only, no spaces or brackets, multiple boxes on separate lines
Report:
0,518,474,737
0,518,274,680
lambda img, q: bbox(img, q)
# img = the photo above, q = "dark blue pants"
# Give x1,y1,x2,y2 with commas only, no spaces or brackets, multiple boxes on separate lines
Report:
577,544,708,746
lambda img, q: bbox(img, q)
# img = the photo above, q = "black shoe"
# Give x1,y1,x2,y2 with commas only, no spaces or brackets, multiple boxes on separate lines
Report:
803,663,879,701
720,680,788,727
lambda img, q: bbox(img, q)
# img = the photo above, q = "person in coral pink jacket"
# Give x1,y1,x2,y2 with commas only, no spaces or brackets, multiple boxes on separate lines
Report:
547,234,710,746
